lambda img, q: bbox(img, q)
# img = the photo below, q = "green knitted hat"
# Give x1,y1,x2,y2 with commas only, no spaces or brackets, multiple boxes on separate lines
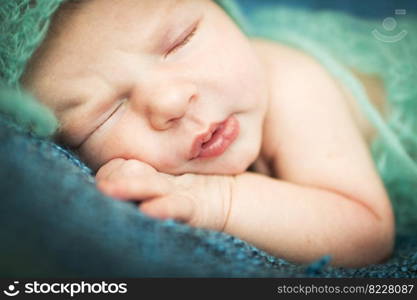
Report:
0,0,65,137
0,0,249,138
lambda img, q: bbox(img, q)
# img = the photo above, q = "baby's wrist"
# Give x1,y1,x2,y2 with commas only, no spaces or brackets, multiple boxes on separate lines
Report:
170,172,236,233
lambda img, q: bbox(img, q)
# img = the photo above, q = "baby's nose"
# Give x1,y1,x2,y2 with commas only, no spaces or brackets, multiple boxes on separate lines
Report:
147,82,197,131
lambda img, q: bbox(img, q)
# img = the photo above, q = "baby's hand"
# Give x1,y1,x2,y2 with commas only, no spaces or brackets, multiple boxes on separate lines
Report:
95,158,234,232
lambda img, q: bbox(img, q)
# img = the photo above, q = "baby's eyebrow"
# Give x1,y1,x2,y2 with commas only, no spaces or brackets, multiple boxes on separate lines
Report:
56,73,115,113
57,97,83,112
149,1,198,52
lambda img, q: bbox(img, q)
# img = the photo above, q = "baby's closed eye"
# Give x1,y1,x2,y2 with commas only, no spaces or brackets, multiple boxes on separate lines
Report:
76,97,129,148
165,20,200,58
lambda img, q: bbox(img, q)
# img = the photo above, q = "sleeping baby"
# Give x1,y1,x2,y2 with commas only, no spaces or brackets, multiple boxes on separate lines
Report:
21,0,397,267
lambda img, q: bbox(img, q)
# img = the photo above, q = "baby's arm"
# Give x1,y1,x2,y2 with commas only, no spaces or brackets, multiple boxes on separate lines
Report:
226,172,393,267
224,45,394,267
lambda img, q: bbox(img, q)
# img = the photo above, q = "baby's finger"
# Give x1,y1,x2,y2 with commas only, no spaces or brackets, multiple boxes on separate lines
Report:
97,175,173,201
139,195,195,223
97,158,159,183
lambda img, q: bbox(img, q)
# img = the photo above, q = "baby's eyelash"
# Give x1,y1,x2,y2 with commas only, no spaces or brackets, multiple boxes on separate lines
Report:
106,98,127,121
166,24,198,56
78,98,127,148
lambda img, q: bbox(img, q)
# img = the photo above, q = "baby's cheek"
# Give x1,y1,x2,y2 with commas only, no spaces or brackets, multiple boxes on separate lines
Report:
223,155,253,175
75,144,105,173
150,156,182,174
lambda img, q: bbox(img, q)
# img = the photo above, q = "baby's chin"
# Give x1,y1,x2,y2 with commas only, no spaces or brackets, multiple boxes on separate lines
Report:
161,164,250,176
188,163,250,176
160,149,258,176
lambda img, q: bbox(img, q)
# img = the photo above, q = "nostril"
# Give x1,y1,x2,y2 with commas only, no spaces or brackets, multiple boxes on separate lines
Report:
166,116,182,128
169,112,186,123
169,117,180,123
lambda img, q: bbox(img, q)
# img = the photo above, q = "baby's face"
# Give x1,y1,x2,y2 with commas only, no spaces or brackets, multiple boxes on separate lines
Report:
23,0,269,175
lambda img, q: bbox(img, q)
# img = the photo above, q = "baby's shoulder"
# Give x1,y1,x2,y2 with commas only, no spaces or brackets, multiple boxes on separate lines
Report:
249,37,347,157
250,37,343,108
250,37,382,148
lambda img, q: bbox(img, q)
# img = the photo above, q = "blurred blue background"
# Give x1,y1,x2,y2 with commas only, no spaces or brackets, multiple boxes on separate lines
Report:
238,0,417,18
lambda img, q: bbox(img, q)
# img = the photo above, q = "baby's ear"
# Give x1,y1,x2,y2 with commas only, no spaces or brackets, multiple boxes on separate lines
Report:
0,87,58,138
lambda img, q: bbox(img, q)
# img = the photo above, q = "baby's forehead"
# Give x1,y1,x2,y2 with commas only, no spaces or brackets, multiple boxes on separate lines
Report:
55,0,194,26
43,0,203,59
24,0,201,85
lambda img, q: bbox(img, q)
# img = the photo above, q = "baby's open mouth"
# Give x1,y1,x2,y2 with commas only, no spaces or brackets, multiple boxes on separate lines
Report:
190,115,240,160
